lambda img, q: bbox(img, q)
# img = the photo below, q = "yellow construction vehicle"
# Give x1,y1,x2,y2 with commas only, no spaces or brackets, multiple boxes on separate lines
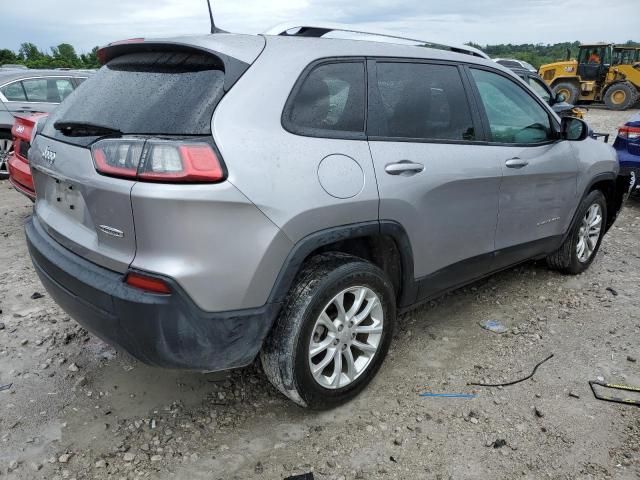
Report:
539,43,640,110
613,45,640,65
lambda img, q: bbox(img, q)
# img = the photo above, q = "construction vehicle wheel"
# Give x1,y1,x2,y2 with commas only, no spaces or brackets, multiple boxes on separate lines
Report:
553,81,580,104
604,82,638,111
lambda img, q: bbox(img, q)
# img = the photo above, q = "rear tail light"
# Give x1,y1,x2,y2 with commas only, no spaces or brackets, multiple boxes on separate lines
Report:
125,272,171,294
11,113,49,167
11,113,47,144
618,126,640,140
91,138,226,183
92,139,144,179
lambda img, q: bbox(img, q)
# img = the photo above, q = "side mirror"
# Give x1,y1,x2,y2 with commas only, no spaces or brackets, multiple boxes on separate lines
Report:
554,92,567,104
561,116,589,141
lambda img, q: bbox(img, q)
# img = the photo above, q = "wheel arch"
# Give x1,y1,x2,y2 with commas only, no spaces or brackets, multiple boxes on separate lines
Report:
550,77,581,90
267,221,416,308
585,173,623,232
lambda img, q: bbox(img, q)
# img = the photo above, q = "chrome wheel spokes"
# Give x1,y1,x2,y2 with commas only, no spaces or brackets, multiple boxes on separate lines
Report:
308,286,383,389
576,203,602,263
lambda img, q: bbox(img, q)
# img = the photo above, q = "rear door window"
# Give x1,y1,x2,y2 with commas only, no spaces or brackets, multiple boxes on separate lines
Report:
369,62,476,141
43,51,227,141
284,61,366,138
21,79,49,102
21,78,75,103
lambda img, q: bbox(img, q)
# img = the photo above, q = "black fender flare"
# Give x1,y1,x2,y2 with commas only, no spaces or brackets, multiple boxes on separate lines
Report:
267,220,417,308
562,172,620,244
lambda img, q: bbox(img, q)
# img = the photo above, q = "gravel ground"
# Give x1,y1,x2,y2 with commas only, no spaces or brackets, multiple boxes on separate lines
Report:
1,109,639,480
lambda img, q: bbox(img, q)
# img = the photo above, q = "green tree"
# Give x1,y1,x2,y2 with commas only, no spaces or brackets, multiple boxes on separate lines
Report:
0,49,18,65
80,46,100,69
18,43,43,62
51,43,81,68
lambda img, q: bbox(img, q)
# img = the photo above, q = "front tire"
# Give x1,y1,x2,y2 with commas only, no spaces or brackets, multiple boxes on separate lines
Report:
261,253,396,409
547,190,607,274
603,82,638,111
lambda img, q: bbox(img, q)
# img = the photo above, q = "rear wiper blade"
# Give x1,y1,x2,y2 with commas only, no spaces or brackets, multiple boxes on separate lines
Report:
54,121,122,137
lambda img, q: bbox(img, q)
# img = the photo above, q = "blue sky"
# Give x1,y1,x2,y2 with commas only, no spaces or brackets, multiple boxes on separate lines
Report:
1,0,637,54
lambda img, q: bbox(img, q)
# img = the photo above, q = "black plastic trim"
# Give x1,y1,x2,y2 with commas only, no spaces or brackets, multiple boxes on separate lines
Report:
26,215,280,372
267,220,417,308
410,236,562,310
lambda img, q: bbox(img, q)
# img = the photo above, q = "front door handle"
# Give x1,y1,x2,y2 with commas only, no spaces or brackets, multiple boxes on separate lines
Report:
505,157,529,169
385,161,424,176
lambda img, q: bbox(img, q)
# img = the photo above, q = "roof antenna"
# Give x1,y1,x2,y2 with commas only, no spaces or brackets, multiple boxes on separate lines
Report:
207,0,216,34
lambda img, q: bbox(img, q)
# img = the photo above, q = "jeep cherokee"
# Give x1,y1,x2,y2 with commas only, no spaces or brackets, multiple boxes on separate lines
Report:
24,26,634,409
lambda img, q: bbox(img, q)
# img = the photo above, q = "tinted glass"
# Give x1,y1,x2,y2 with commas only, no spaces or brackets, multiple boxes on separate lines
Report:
471,69,553,144
22,79,48,102
1,81,26,101
287,62,365,135
21,78,75,103
527,77,551,103
56,79,74,100
371,62,475,141
44,52,226,137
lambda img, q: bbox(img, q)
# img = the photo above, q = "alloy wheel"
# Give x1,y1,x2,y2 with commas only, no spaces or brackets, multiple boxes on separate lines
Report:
308,286,383,389
0,138,13,175
576,203,603,263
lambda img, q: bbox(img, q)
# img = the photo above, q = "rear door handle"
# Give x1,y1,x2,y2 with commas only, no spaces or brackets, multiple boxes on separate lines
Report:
505,157,529,169
385,161,424,176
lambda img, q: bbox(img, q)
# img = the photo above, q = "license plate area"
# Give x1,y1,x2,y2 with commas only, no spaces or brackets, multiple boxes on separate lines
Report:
49,177,85,223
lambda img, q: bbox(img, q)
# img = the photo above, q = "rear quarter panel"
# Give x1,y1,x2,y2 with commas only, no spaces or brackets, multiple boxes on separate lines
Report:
211,38,380,244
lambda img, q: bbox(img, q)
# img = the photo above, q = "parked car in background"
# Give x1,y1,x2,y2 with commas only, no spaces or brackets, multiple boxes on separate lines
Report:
494,58,537,73
507,66,585,119
0,69,90,178
7,113,48,200
614,112,640,195
0,64,29,70
24,26,634,409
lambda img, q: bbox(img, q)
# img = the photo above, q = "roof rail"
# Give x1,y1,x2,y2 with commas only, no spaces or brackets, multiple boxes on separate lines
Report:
263,22,490,59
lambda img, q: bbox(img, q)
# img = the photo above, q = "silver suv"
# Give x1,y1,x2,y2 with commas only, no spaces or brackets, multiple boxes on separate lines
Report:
25,26,634,409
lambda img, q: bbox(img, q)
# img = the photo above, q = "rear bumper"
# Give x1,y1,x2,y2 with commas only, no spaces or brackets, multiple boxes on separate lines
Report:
25,216,280,371
8,153,35,201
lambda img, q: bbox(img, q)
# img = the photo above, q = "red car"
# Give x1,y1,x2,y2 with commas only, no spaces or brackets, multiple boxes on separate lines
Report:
7,113,48,201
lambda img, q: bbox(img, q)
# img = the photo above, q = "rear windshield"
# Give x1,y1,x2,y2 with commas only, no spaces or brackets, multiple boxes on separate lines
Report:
43,51,225,139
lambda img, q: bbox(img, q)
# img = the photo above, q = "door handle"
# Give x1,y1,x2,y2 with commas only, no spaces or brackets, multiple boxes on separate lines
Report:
505,157,529,169
385,161,424,176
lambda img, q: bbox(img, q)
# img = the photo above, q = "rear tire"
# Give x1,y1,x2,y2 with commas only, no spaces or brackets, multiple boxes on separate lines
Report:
261,253,396,409
604,82,638,111
553,81,581,105
547,190,607,275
